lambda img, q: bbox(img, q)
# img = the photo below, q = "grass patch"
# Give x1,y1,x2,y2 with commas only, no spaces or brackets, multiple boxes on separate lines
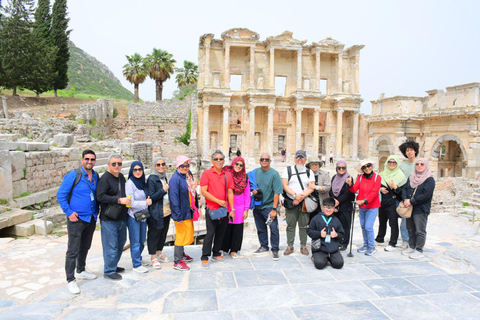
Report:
463,202,470,207
0,199,9,205
14,192,30,199
76,119,85,125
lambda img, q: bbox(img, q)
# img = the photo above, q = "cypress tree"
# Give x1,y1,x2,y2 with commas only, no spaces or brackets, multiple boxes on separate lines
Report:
33,0,50,42
50,0,69,97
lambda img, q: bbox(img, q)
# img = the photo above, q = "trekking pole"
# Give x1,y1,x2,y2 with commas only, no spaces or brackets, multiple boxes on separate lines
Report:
347,200,357,258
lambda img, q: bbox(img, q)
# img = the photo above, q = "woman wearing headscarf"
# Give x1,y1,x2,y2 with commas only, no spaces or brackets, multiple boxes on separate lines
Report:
401,158,435,259
147,157,170,269
168,155,196,271
125,161,152,273
375,155,406,252
347,159,381,256
221,156,250,258
306,156,331,222
329,160,355,251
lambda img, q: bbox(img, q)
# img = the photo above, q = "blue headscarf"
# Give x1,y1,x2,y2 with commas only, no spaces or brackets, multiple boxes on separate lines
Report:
128,161,148,195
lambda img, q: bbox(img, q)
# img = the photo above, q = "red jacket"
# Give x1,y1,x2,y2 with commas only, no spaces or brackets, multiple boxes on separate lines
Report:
349,173,381,209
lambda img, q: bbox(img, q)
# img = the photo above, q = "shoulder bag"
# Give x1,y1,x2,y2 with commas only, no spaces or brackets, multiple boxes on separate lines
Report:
293,166,318,213
396,187,417,218
208,174,228,220
134,187,151,222
103,178,124,219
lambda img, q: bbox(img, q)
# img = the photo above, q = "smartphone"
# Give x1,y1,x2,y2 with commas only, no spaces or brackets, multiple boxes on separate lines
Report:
229,215,234,222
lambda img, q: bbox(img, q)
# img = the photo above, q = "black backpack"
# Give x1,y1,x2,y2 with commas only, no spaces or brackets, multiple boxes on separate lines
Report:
67,168,98,203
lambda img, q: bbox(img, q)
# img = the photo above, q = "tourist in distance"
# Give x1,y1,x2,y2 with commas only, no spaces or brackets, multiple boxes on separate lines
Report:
321,154,327,166
329,151,334,165
398,140,420,248
248,153,283,260
200,150,234,269
282,150,315,256
281,148,286,162
57,149,99,294
329,160,355,251
346,159,381,256
147,157,171,269
375,155,406,252
125,161,151,273
306,155,331,223
307,197,345,270
169,155,197,271
221,156,250,259
401,158,435,259
97,154,131,281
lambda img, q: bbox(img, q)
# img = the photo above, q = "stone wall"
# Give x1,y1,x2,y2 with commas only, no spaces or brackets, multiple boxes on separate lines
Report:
78,98,115,122
121,142,153,168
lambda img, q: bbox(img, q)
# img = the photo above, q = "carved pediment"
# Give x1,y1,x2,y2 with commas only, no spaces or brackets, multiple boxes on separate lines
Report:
317,37,344,48
221,28,260,41
266,31,305,46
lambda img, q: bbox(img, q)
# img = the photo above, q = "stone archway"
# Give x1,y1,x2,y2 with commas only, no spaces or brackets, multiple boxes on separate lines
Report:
375,135,395,171
430,134,467,177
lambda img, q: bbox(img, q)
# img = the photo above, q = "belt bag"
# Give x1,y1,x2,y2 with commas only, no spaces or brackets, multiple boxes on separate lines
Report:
208,174,228,220
134,208,151,222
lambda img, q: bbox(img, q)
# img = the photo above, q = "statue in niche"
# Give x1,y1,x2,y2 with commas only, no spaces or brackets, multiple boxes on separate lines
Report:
210,132,217,150
257,75,264,88
255,133,260,150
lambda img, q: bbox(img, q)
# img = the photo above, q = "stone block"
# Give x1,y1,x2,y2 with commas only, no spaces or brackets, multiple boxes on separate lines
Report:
3,220,35,236
0,150,12,200
32,219,54,235
0,216,9,229
4,209,31,226
12,180,27,198
23,142,49,151
0,141,18,151
53,134,74,148
10,151,25,181
0,134,18,141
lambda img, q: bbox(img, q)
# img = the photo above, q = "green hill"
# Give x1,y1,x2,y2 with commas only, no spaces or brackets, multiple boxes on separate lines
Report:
67,41,134,101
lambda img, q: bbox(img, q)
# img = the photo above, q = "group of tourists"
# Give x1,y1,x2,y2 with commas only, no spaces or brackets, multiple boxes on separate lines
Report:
57,140,435,294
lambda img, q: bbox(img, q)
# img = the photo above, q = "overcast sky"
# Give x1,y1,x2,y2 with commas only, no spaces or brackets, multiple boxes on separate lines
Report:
68,0,479,114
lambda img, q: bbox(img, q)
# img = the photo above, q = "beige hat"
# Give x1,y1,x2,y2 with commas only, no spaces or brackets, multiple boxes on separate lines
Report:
306,155,323,168
355,159,375,174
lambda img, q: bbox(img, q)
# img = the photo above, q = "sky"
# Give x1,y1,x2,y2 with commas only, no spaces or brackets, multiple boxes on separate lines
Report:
67,0,480,114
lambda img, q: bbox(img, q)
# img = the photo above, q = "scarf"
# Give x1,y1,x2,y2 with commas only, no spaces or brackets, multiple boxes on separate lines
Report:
332,160,349,197
151,156,167,180
128,161,148,195
223,156,248,195
379,155,406,187
409,158,433,188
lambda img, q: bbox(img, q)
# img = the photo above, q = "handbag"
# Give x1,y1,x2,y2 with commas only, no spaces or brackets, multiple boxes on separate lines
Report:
103,178,124,219
134,208,151,222
282,191,296,209
396,187,417,218
208,174,228,220
294,166,318,213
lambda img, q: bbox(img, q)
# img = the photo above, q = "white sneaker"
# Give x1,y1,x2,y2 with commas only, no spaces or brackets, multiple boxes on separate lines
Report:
409,250,424,259
133,265,149,273
402,247,415,256
76,271,97,280
384,245,396,252
68,280,80,294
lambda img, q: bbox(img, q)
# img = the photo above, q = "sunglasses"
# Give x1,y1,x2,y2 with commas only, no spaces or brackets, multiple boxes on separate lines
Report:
296,156,306,160
213,157,225,161
415,163,426,167
336,166,346,170
310,163,320,166
387,161,397,164
156,163,166,167
133,168,143,172
323,206,335,210
110,162,122,167
179,164,190,169
361,163,372,171
84,157,96,162
260,158,270,162
234,162,244,167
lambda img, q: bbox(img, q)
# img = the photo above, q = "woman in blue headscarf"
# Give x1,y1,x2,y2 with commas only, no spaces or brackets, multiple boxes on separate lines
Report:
125,161,152,273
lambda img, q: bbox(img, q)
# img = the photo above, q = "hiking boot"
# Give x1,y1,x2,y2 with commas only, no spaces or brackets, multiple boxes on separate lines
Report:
300,246,309,255
173,260,190,271
211,256,226,264
357,246,368,253
402,247,415,255
409,250,424,259
284,246,294,256
272,251,280,261
253,247,268,254
365,247,377,256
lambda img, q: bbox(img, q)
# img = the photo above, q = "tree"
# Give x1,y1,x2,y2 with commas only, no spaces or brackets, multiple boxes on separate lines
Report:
25,40,57,97
144,48,175,101
33,0,50,42
123,53,147,103
175,60,198,87
49,0,70,97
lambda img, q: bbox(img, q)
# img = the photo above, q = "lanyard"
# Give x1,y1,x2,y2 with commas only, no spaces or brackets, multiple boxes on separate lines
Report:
81,168,96,201
321,215,332,234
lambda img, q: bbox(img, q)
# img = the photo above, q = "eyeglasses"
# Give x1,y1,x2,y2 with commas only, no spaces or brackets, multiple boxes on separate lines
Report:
323,206,335,210
234,162,244,167
296,156,306,160
213,157,224,161
336,166,346,170
156,163,166,167
361,163,372,171
310,163,320,166
415,163,426,167
260,158,270,162
179,164,190,169
84,158,96,162
110,162,122,167
387,161,397,164
133,168,143,172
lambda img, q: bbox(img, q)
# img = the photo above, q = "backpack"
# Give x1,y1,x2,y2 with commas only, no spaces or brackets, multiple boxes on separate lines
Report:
67,168,97,204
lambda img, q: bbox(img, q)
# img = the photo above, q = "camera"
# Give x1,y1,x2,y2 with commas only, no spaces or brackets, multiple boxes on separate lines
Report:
265,214,273,226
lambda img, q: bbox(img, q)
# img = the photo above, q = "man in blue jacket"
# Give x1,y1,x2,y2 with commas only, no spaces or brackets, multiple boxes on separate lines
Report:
57,150,99,294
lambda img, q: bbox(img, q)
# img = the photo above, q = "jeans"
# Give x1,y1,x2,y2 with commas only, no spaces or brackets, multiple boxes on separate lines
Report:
65,216,96,282
400,217,409,242
126,216,147,268
359,207,378,249
101,219,127,275
201,213,228,261
253,207,279,252
285,206,309,247
406,212,428,252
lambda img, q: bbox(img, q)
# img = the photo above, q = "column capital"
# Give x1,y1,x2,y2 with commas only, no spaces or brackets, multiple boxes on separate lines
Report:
268,105,275,111
313,107,320,115
247,104,256,111
223,104,230,111
202,101,210,109
337,108,344,114
295,106,304,113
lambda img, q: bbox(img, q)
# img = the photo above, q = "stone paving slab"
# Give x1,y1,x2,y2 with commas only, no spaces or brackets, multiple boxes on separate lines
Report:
422,292,480,319
292,300,388,320
371,296,454,320
362,277,427,298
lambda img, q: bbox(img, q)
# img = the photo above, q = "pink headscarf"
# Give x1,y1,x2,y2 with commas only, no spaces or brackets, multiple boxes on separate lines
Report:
176,155,192,168
409,158,433,188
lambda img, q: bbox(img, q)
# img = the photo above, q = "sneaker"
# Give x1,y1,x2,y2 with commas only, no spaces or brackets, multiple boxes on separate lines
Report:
219,250,224,257
182,253,194,262
399,241,409,249
375,240,385,246
202,260,210,269
272,251,280,261
357,246,368,253
365,248,377,256
384,245,396,252
173,261,190,271
339,244,348,252
104,273,122,281
157,254,171,263
253,247,268,254
231,252,239,259
211,256,226,264
283,246,294,256
409,250,424,259
300,246,309,255
76,271,96,280
402,247,415,256
133,266,149,273
68,280,80,294
116,267,125,273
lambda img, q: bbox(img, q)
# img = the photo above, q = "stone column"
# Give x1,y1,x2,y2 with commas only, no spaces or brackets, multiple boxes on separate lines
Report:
313,108,320,156
315,49,321,92
336,108,344,158
326,111,332,155
295,106,303,151
352,111,359,159
269,48,275,89
204,37,212,86
247,105,256,158
286,108,293,160
2,96,8,119
250,46,255,88
297,48,302,90
222,105,230,156
224,44,230,88
202,102,210,158
354,54,360,93
267,105,275,156
337,54,343,93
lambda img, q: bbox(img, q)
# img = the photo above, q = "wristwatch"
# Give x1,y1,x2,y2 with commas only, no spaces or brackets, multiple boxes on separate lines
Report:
272,207,277,210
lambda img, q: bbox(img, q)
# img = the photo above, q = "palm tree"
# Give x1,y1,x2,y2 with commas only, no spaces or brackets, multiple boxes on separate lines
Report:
145,48,176,101
123,53,147,103
175,60,198,87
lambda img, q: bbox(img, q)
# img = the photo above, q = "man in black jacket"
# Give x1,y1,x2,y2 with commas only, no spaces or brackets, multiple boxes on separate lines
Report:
96,154,131,280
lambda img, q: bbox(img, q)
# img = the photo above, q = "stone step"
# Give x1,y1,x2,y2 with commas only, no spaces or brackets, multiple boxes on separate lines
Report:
0,141,49,151
1,219,53,237
95,152,111,159
0,209,32,230
466,199,480,208
13,187,59,209
471,192,480,198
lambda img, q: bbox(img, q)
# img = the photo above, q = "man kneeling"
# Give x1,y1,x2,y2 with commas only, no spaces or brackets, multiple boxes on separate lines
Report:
307,197,344,269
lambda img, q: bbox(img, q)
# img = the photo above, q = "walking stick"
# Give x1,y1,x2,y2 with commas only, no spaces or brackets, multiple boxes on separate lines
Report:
347,200,357,258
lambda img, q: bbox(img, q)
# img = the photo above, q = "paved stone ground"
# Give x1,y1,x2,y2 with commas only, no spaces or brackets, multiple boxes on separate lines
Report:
1,207,480,319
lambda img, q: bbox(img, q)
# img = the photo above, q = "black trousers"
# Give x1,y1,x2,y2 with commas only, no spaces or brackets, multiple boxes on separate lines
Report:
147,215,171,255
375,203,399,246
312,250,344,269
221,223,244,253
201,213,228,261
334,210,352,246
65,216,96,282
